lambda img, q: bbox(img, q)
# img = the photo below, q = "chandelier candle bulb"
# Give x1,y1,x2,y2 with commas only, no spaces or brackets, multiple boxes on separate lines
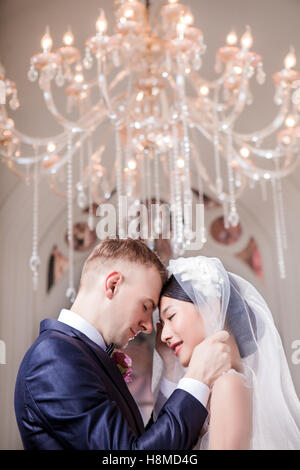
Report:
96,9,108,35
41,26,53,54
63,27,74,47
284,46,296,70
226,30,238,46
240,25,253,50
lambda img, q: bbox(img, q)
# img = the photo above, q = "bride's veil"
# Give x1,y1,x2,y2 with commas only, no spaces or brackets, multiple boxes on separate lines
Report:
152,256,300,450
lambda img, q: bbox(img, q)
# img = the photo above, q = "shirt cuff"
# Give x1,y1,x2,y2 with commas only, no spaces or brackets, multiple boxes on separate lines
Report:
177,378,210,409
160,376,177,397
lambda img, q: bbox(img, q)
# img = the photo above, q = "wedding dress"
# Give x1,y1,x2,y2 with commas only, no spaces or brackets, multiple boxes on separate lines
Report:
152,256,300,450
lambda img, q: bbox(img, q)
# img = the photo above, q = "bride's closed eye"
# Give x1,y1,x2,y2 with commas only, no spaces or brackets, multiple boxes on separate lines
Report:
167,313,176,321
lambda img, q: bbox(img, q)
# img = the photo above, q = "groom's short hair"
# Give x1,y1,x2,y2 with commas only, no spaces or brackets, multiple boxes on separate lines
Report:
80,238,167,288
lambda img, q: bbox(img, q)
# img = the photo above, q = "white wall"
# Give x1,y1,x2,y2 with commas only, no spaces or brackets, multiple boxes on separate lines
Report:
0,0,300,449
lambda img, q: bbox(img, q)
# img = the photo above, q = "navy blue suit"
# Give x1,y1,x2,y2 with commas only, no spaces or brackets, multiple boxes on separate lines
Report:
14,319,207,450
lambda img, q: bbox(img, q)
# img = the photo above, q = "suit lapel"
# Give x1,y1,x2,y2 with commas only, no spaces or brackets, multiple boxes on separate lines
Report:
40,319,145,435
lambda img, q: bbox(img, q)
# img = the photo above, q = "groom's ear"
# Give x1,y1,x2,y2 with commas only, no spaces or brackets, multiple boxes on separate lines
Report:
105,271,123,299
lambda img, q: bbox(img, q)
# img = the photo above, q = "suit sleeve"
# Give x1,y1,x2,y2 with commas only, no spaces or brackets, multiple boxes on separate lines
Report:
25,336,208,450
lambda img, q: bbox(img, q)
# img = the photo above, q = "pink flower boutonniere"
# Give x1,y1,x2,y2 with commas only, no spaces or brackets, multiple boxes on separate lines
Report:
112,350,133,383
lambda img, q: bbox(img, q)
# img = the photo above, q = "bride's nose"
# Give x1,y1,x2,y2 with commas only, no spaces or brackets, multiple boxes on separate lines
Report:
161,322,172,344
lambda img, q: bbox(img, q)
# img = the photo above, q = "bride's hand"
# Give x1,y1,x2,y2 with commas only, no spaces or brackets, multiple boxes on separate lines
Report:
155,322,178,382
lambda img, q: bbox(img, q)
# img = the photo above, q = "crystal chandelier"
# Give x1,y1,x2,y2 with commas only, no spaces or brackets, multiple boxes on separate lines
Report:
0,0,299,300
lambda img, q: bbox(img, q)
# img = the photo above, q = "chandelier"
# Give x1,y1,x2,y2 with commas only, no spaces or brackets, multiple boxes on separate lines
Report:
1,0,299,301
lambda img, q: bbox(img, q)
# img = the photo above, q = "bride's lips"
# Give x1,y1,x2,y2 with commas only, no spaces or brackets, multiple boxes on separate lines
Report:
171,341,183,356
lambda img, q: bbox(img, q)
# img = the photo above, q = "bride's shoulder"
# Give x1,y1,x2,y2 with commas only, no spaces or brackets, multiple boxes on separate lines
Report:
212,369,250,397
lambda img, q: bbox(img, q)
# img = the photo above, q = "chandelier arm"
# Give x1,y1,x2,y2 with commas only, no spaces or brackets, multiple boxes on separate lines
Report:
234,137,300,158
41,79,107,132
232,147,300,178
233,91,291,141
0,99,111,165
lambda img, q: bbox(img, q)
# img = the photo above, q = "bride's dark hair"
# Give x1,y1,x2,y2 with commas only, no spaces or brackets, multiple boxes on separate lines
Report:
160,273,262,358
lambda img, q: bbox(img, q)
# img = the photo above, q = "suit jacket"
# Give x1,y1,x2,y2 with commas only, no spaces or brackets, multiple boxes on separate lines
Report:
14,319,208,450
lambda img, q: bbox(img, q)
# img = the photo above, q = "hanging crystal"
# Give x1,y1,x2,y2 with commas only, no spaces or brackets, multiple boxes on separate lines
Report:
213,88,223,196
76,139,87,209
87,135,94,231
29,146,40,291
275,157,288,251
66,132,76,303
171,122,184,255
271,176,286,279
115,126,125,238
181,111,194,245
83,47,93,69
256,63,266,85
222,200,230,229
0,79,6,104
145,148,153,244
153,148,161,235
168,148,177,249
55,66,65,87
196,169,206,243
226,129,239,227
27,65,38,83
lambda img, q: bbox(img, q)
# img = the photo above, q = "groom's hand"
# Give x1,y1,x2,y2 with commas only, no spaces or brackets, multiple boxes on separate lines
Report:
183,330,231,387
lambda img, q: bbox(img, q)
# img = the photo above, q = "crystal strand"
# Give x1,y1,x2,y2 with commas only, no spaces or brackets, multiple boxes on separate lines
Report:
176,63,193,247
125,120,133,201
77,139,87,209
146,149,154,242
275,158,288,250
271,177,286,279
87,135,94,231
0,79,6,104
213,88,223,195
168,149,177,248
66,133,76,302
139,152,147,239
226,130,239,227
197,171,207,243
29,146,40,291
154,148,161,235
115,126,125,238
277,176,288,250
145,151,153,246
79,139,84,182
172,123,184,254
182,112,193,245
223,200,230,229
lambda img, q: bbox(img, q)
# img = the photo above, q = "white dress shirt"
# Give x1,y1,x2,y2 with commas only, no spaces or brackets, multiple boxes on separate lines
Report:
57,309,210,409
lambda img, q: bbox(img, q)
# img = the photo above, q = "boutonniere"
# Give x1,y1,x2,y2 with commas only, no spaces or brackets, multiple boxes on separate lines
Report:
112,350,133,383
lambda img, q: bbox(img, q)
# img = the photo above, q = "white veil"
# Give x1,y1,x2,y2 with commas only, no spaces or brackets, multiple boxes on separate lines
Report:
152,256,300,450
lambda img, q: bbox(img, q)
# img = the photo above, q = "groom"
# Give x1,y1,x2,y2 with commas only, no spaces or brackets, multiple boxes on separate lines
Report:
15,238,231,450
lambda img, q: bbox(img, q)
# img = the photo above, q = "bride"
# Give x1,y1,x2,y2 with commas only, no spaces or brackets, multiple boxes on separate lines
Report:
152,256,300,450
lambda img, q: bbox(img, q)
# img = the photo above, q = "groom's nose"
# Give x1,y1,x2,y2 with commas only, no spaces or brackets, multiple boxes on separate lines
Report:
139,317,153,334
